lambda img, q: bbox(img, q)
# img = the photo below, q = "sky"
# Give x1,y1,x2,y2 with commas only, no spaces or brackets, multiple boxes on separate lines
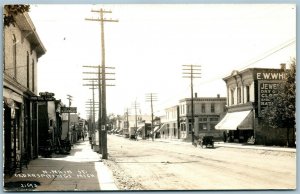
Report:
27,4,296,119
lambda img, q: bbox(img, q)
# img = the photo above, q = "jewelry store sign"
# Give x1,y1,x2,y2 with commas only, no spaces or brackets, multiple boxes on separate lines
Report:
256,71,286,117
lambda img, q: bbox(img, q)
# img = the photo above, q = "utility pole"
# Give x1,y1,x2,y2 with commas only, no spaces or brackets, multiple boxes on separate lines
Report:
86,8,118,159
182,65,201,144
67,94,73,141
124,108,129,135
83,66,115,155
132,100,140,136
146,93,157,141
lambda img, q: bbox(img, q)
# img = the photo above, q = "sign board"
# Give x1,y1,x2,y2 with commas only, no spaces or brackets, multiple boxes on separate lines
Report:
257,80,282,117
30,96,55,101
39,92,55,97
61,107,77,113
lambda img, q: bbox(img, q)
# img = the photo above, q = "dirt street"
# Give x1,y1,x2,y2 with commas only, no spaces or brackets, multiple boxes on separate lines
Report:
104,135,296,190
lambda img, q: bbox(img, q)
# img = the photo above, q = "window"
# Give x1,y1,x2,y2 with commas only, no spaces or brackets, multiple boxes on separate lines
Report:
211,103,215,113
32,59,35,92
246,85,250,102
210,118,219,121
237,87,241,104
27,52,30,88
12,35,17,78
187,105,190,115
199,123,207,130
231,89,234,105
210,124,215,130
201,104,205,113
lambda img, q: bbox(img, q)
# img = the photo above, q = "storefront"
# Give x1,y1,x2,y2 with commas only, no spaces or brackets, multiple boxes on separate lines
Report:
3,88,23,175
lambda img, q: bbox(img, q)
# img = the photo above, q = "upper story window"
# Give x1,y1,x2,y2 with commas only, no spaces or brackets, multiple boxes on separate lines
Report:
211,103,215,113
27,52,30,88
12,34,17,78
246,85,250,102
231,89,235,105
201,104,205,113
237,87,242,104
32,59,35,92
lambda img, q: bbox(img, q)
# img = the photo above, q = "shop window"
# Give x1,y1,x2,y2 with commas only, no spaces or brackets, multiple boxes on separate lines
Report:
199,123,207,130
210,124,215,130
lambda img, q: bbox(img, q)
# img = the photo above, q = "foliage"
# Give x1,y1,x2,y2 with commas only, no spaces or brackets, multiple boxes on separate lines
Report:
262,58,296,146
4,5,30,27
263,59,296,128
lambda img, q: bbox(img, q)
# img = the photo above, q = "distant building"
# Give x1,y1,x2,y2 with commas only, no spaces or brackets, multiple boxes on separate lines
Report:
3,9,46,174
215,64,293,145
159,105,179,139
120,113,152,139
158,94,226,140
179,94,227,140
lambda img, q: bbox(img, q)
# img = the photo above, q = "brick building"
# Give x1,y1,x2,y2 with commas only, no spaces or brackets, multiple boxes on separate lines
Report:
215,64,293,145
179,94,227,140
3,9,46,174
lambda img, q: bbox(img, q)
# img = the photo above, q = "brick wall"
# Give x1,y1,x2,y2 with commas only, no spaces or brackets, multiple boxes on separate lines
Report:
4,25,39,94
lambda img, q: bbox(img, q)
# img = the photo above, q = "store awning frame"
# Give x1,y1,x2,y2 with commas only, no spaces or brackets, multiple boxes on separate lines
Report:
157,123,167,132
215,110,253,131
137,126,144,132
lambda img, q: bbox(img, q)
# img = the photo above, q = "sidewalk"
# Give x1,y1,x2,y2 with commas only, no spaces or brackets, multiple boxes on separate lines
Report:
3,140,118,191
149,137,296,153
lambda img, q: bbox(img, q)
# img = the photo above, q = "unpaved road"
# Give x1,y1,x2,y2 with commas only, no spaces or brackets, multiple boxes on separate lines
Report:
104,135,296,190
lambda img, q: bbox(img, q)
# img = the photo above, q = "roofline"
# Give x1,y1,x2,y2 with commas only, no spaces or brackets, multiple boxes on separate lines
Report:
15,12,46,58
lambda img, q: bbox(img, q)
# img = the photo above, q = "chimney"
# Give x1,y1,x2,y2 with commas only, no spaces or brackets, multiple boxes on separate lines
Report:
217,94,220,98
195,93,197,98
280,63,286,70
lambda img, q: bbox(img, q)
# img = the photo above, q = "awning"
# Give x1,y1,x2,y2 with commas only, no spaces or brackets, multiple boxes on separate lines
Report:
150,126,160,134
116,128,122,133
157,123,167,132
215,110,253,130
3,88,23,104
137,126,144,132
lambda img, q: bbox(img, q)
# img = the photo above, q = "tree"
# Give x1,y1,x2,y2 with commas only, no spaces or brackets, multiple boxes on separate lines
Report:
262,58,296,147
4,5,30,27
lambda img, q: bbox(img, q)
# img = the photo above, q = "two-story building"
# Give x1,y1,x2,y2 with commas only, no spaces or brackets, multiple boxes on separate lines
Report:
3,9,46,174
179,94,227,140
215,64,292,145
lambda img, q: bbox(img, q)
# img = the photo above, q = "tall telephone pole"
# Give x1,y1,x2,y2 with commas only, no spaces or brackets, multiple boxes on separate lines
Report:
67,94,73,141
146,93,157,141
132,100,140,136
182,65,201,144
86,8,118,159
83,66,115,154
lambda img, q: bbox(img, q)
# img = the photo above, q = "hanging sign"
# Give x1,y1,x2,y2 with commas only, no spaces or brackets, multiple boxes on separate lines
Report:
61,107,77,113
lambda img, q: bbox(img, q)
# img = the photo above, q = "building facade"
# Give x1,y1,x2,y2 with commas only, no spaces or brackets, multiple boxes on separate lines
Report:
216,65,293,145
159,105,180,139
179,94,227,140
3,10,46,174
